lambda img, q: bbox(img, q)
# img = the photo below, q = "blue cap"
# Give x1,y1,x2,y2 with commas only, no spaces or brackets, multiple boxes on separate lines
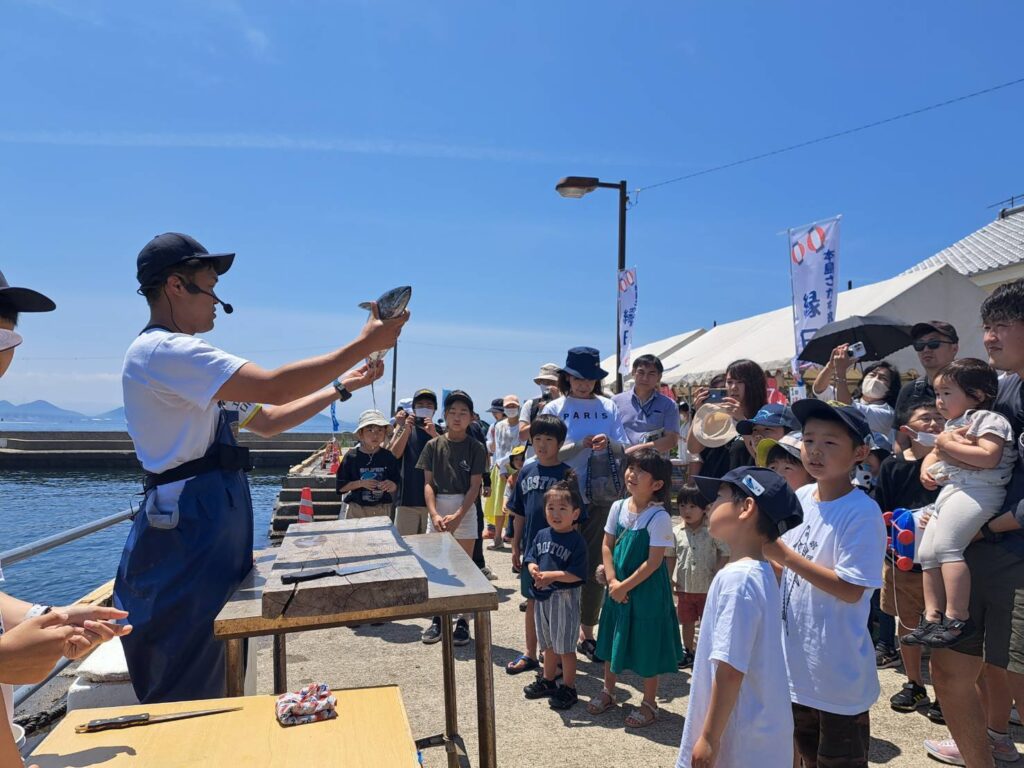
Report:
736,404,799,436
136,233,235,288
792,398,871,444
692,466,804,536
868,432,893,455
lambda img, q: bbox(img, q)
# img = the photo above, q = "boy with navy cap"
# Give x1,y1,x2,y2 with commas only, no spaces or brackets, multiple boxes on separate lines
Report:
764,399,886,768
735,403,799,461
676,466,802,768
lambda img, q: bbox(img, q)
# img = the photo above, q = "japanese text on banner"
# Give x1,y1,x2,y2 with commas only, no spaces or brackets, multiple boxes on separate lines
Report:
789,217,840,377
618,268,638,376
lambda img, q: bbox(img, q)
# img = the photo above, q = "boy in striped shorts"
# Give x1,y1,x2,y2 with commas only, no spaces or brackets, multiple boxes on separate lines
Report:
522,481,587,710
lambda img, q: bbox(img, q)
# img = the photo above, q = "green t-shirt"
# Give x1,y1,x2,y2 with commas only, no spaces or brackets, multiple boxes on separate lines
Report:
415,433,487,495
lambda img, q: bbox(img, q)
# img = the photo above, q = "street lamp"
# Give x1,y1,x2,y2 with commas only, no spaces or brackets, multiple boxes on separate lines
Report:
555,176,628,393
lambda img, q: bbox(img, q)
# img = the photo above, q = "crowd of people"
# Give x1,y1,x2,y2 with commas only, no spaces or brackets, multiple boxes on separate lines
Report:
4,231,1024,768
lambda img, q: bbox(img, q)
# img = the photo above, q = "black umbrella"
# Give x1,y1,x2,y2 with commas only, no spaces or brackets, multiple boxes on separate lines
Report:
798,314,913,365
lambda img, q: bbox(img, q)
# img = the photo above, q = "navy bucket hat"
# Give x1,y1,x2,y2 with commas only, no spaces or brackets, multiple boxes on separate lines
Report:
559,347,608,381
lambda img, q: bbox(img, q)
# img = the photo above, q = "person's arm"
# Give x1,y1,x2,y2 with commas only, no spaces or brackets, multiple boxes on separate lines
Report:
935,431,1004,470
617,545,667,594
920,449,942,490
245,362,382,437
422,469,441,530
665,555,677,590
762,538,866,603
455,474,483,519
388,418,411,457
380,452,401,495
0,592,32,631
691,661,745,768
533,569,582,588
602,533,618,584
511,515,525,569
214,308,407,405
813,344,853,402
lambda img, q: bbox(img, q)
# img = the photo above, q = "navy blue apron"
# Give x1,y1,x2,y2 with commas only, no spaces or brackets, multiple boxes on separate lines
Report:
114,408,254,703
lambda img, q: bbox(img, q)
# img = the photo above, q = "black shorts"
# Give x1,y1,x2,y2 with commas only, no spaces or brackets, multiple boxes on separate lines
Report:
951,541,1024,672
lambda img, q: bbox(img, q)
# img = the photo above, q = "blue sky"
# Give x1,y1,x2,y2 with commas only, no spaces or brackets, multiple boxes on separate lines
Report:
1,1,1022,414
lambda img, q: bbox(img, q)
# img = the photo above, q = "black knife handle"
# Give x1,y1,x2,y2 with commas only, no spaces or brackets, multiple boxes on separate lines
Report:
281,568,334,585
76,713,150,733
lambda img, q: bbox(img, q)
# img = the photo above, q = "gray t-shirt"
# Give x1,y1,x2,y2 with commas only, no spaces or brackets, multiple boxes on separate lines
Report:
416,434,487,495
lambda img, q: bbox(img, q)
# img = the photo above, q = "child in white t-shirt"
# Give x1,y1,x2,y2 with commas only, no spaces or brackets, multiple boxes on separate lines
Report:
905,359,1015,648
766,400,886,768
677,467,803,768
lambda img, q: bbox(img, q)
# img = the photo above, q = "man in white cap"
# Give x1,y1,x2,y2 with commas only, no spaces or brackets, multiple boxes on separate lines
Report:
519,363,561,452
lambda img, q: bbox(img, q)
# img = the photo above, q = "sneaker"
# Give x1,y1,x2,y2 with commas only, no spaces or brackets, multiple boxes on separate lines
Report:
480,566,499,582
523,677,558,699
926,700,945,725
876,646,902,669
890,681,929,712
1012,706,1022,726
421,617,442,645
549,684,579,710
990,731,1020,762
519,600,528,612
678,648,695,669
453,617,471,646
923,738,965,766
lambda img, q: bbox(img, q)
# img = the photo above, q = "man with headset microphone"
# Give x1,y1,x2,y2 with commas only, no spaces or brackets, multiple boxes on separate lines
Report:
115,232,408,703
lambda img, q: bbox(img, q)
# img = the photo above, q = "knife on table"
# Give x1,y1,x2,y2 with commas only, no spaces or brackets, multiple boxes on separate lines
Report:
76,707,242,733
281,562,385,585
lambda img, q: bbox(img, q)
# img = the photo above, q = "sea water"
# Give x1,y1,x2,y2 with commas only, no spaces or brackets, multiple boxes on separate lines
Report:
0,469,281,606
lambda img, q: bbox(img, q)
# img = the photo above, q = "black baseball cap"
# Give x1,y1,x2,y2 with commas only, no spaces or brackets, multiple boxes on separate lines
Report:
693,466,804,536
444,389,474,413
792,398,871,444
0,270,56,313
910,321,958,343
136,233,235,288
488,397,505,413
412,388,438,407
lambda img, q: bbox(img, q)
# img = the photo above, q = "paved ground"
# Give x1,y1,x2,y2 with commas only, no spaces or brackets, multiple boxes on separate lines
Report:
253,544,1024,767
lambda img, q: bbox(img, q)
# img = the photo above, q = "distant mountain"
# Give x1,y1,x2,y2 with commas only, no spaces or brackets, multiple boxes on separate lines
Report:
0,400,90,421
0,400,357,433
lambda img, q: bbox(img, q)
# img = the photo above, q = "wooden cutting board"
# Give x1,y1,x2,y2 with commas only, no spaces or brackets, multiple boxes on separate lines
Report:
261,518,428,619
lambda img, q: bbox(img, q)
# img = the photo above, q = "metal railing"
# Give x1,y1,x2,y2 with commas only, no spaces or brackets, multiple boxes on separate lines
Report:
2,507,134,711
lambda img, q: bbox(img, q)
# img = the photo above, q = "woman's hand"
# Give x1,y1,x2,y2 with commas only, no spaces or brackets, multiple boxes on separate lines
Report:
430,514,446,532
394,409,408,427
609,580,629,604
441,512,463,530
920,467,939,491
379,480,398,494
56,605,132,660
591,434,609,452
0,612,87,683
830,344,853,375
720,397,743,420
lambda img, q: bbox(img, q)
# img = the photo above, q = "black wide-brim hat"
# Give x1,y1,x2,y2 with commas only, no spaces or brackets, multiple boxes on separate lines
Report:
0,270,56,312
559,346,608,381
136,232,235,288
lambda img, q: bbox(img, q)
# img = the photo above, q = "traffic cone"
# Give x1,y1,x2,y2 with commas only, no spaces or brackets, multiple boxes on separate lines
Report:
298,486,315,524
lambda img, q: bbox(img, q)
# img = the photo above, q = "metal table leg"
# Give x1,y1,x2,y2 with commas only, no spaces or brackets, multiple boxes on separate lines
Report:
224,638,245,697
273,633,288,694
474,610,497,768
441,615,460,768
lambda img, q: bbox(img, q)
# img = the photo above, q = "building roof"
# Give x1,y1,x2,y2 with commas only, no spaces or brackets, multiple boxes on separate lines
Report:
905,206,1024,278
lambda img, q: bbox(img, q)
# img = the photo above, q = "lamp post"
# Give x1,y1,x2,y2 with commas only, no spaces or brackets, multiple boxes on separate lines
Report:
555,176,628,393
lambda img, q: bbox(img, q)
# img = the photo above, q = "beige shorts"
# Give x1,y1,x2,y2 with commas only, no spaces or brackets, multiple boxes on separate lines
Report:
427,494,477,540
394,506,429,536
344,502,391,520
880,559,925,633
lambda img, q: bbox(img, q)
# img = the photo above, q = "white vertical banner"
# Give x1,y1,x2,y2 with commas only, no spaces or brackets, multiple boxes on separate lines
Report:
789,216,840,378
618,267,638,376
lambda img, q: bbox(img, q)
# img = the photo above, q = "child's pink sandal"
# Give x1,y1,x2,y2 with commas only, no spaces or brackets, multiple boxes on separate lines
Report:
625,700,658,728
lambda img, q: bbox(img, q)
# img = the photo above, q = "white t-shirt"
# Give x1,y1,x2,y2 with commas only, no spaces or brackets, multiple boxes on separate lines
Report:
781,484,886,715
122,328,248,510
541,395,629,479
492,419,525,472
676,560,793,768
603,500,675,548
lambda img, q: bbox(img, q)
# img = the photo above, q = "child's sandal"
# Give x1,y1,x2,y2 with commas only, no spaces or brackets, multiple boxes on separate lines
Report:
586,689,616,715
900,614,942,646
926,616,976,648
625,700,659,728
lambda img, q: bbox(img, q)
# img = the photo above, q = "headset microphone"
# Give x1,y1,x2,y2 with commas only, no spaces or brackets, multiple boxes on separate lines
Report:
185,283,234,314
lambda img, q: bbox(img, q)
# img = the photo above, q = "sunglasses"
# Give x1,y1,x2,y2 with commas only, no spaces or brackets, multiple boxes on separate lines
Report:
913,339,955,351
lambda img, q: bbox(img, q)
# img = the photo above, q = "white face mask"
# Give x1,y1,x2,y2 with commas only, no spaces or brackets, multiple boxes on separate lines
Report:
414,407,434,419
907,428,937,448
861,376,888,400
504,407,520,419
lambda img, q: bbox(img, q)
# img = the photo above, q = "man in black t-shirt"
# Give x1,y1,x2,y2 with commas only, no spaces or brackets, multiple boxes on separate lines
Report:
893,321,959,420
926,282,1024,766
390,388,441,535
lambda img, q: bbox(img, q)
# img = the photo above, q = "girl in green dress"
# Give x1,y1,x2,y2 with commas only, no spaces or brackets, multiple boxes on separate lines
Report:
588,449,683,727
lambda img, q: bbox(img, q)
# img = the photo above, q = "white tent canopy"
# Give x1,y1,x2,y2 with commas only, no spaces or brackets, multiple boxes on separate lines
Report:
659,265,988,386
601,328,706,387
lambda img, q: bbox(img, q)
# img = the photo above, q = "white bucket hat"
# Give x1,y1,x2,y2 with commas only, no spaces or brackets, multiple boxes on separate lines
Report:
691,403,738,448
356,409,390,431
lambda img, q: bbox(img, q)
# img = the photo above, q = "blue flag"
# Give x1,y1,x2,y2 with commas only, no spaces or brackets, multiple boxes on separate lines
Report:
329,401,340,433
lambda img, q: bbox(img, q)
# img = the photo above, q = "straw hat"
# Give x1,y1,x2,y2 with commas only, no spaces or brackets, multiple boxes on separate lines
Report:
691,403,738,448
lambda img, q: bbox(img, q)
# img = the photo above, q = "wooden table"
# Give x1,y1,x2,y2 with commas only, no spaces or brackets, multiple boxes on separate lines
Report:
215,533,499,768
28,686,418,767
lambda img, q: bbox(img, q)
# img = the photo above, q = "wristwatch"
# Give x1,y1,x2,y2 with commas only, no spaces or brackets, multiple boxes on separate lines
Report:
980,523,1002,544
25,604,52,620
333,380,352,402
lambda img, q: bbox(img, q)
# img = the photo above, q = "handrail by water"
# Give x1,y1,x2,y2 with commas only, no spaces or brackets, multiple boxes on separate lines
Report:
0,507,134,567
